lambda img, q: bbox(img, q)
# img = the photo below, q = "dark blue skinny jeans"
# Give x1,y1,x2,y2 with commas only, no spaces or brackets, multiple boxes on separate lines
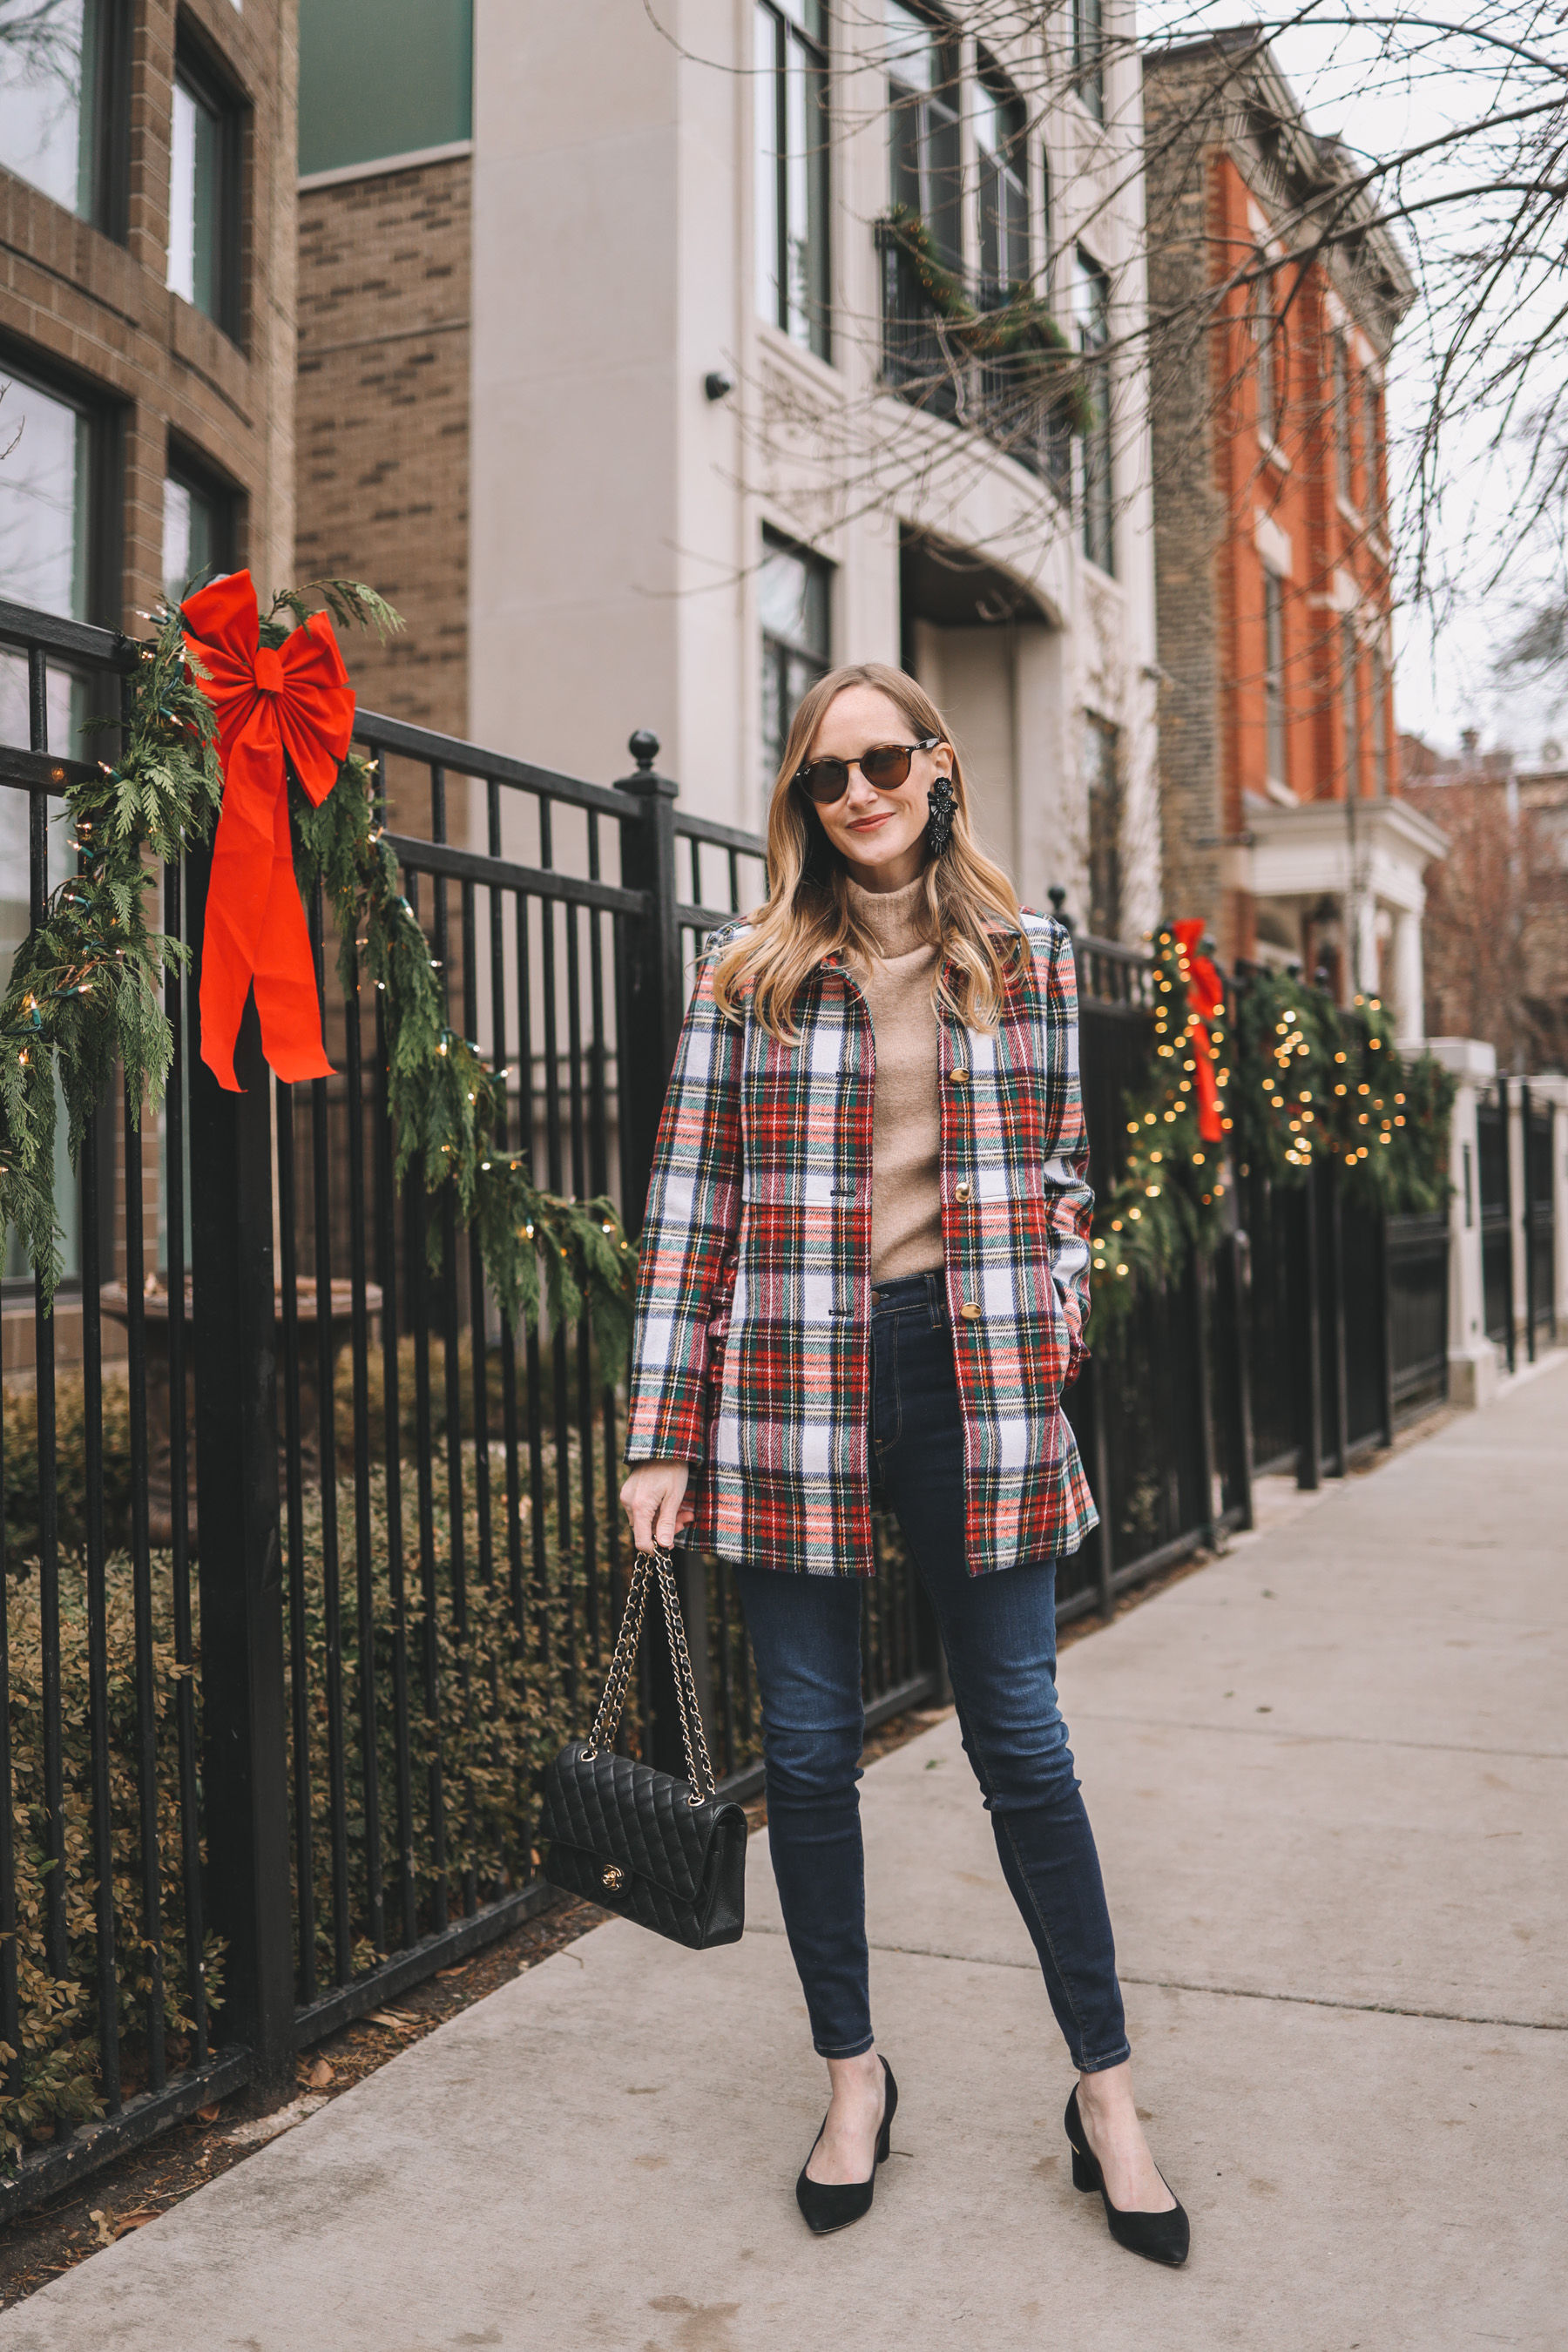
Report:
733,1269,1130,2075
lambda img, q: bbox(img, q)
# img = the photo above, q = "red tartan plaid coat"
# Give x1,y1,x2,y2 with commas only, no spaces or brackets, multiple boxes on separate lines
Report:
622,908,1098,1577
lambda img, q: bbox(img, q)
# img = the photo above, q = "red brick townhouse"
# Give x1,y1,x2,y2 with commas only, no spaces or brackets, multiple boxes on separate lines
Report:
1142,31,1445,1040
0,0,297,1364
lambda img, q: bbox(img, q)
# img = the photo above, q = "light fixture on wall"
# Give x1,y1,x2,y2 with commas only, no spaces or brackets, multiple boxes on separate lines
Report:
704,371,735,402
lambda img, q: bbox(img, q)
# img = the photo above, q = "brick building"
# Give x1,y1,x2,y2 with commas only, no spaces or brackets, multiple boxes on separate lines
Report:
1401,733,1568,1071
294,0,472,737
1143,32,1444,1037
1,0,299,1358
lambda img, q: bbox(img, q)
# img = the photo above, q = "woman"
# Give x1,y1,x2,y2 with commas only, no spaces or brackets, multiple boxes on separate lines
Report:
619,663,1187,2265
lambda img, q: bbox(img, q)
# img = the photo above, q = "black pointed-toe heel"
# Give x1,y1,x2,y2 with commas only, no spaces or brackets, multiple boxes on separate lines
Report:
795,2057,898,2236
1064,2087,1190,2268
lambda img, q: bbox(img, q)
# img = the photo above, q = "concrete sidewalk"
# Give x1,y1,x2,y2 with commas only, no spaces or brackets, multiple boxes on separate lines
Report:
5,1359,1565,2352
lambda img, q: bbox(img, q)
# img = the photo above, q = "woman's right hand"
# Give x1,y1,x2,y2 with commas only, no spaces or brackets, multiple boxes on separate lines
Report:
619,1460,694,1553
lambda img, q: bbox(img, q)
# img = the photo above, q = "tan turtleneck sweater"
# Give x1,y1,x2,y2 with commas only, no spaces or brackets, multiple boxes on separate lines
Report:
845,875,945,1285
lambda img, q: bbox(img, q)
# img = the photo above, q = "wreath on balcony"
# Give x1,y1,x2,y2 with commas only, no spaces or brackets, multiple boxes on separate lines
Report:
0,586,637,1375
880,206,1097,440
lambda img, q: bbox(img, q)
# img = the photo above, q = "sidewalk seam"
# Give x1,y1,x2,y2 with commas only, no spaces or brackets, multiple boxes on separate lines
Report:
747,1925,1566,2033
1066,1714,1568,1761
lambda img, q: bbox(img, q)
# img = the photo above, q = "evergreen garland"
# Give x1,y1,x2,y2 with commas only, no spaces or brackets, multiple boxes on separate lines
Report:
0,588,639,1378
1092,941,1456,1323
1091,927,1232,1319
882,206,1096,436
0,614,223,1294
1228,970,1455,1213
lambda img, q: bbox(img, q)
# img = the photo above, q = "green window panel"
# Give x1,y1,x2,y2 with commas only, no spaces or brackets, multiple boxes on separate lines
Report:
299,0,473,176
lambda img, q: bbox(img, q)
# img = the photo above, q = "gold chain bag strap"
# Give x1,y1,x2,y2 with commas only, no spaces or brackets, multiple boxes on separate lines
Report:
537,1548,747,1949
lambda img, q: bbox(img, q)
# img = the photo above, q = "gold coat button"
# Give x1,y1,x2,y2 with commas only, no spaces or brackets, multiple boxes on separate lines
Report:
950,1065,968,1084
954,1181,972,1203
960,1300,980,1321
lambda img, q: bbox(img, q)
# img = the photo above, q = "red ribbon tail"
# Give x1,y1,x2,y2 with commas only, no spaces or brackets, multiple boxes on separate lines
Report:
198,740,333,1090
251,779,334,1085
251,873,334,1085
1193,1025,1223,1142
199,741,276,1092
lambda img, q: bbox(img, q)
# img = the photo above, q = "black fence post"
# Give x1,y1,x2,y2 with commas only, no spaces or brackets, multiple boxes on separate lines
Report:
1221,1228,1255,1531
1321,1161,1348,1477
1375,1207,1396,1447
1497,1076,1516,1375
614,729,685,1238
1187,1248,1219,1548
186,842,295,2095
1085,1355,1116,1620
1294,1168,1323,1490
1521,1082,1537,1364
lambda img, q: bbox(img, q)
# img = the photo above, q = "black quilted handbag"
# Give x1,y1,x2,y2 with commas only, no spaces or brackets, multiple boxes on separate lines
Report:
538,1546,747,1950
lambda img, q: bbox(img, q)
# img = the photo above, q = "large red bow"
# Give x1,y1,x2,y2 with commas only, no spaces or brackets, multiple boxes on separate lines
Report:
1172,919,1226,1144
182,571,355,1092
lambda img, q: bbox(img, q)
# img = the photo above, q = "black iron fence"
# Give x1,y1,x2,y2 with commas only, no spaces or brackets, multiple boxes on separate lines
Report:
875,220,1073,489
0,593,1461,2213
1478,1088,1514,1366
1522,1085,1558,1355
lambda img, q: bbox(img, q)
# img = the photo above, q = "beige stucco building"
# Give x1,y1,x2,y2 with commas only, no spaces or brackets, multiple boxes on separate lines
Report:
296,0,1161,936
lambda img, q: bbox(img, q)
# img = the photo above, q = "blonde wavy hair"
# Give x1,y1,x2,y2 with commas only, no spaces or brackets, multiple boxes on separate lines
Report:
712,662,1025,1041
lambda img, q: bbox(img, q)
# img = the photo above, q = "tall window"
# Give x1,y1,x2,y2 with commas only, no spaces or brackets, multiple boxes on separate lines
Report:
1072,0,1105,124
0,0,125,232
760,530,831,789
163,463,236,612
1083,714,1121,937
1254,263,1277,444
1332,332,1352,500
167,50,241,337
974,55,1028,298
754,0,829,360
0,364,108,1288
887,1,961,269
1341,615,1362,795
1073,249,1113,573
1264,569,1288,794
1370,645,1389,797
1363,372,1384,524
299,0,472,177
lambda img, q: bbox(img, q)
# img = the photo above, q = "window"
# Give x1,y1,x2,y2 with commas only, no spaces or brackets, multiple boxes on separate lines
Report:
0,0,126,232
0,365,91,618
887,1,961,270
1370,645,1389,797
1341,615,1362,795
298,0,472,176
755,0,829,361
1263,570,1288,793
0,361,112,1289
1254,263,1276,444
1072,0,1105,124
167,49,241,337
1073,249,1113,573
759,530,831,788
1363,372,1384,525
974,55,1028,299
1083,714,1121,938
162,462,236,612
1332,332,1352,501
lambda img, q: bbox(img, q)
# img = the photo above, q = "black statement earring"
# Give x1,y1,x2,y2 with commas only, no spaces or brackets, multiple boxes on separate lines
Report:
925,774,957,858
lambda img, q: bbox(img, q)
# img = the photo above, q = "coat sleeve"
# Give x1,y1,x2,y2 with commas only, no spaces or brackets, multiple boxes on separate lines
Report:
621,940,744,1467
1037,924,1094,1371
